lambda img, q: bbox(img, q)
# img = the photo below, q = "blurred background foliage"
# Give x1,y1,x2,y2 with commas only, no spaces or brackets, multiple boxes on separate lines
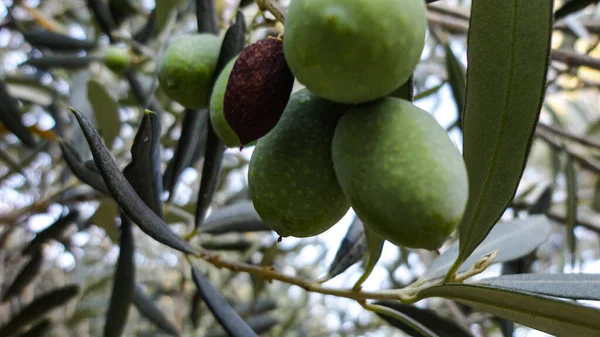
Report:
0,0,599,336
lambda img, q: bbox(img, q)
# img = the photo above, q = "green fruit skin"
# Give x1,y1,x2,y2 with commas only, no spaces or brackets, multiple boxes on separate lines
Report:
209,56,256,148
158,34,221,109
283,0,426,104
332,98,469,250
248,89,351,238
103,45,131,74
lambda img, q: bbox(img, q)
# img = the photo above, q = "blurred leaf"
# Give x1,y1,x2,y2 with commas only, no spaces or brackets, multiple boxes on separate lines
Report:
414,83,445,101
88,79,121,150
593,177,600,213
70,107,195,254
123,110,164,218
374,301,472,337
86,0,118,36
59,140,110,195
6,82,54,106
213,11,246,77
444,42,466,131
16,318,52,337
565,154,578,267
22,209,80,256
353,227,384,290
155,0,179,34
103,215,135,337
22,28,97,51
477,273,600,300
555,0,599,20
109,0,139,25
0,285,79,337
389,75,414,101
201,237,254,251
422,215,552,280
206,314,279,337
450,0,553,279
233,298,277,317
190,290,203,329
191,266,259,337
0,78,37,147
133,285,181,336
250,243,278,300
320,216,366,282
23,55,96,69
418,283,600,337
529,185,553,215
202,201,269,235
68,71,96,157
2,249,44,301
196,0,219,35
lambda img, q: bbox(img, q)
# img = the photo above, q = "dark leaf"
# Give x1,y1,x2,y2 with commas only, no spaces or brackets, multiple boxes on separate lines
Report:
86,0,118,37
206,314,279,337
201,201,270,235
213,11,247,78
593,177,600,213
565,155,578,266
190,291,203,329
444,42,466,131
191,266,259,337
201,238,254,251
233,298,277,317
320,216,366,282
529,185,554,215
196,0,219,35
109,0,138,26
389,75,414,101
450,0,553,279
555,0,599,20
22,28,97,51
224,37,294,145
418,283,600,336
0,285,79,337
133,285,181,336
374,301,473,337
59,140,110,195
22,55,96,70
155,0,179,35
123,110,164,218
22,209,80,256
2,249,44,301
0,78,37,147
69,107,195,254
103,215,135,337
16,318,52,337
133,10,156,43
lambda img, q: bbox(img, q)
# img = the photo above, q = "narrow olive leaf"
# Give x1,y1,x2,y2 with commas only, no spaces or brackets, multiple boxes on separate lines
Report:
417,283,600,337
0,146,26,180
201,201,270,235
201,238,254,251
444,43,466,131
196,0,219,35
190,290,202,328
224,37,294,145
69,107,196,254
593,178,600,213
0,285,79,337
2,249,44,301
414,83,445,101
352,227,384,290
22,55,97,69
155,0,178,35
195,10,247,228
389,75,414,101
477,273,600,301
86,0,118,37
109,0,138,26
22,28,97,51
0,78,37,147
16,318,52,337
22,209,80,256
163,109,207,199
84,159,101,174
206,314,279,337
59,140,110,195
319,216,367,283
555,0,599,20
88,79,121,150
123,110,163,218
233,298,277,317
133,10,156,43
373,301,473,337
103,215,135,337
565,155,577,267
191,266,260,337
529,185,553,215
133,285,181,337
449,0,553,279
92,198,120,242
422,215,552,280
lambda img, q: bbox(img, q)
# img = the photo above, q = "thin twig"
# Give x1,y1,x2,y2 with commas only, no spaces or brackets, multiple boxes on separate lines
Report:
535,130,600,173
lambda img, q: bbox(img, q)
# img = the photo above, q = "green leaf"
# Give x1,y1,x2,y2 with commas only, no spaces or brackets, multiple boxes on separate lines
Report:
22,28,97,51
555,0,599,21
70,107,196,254
2,249,44,301
592,177,600,212
88,79,121,150
477,273,600,301
21,209,80,256
417,283,600,337
206,314,279,337
0,78,37,147
201,237,254,251
196,0,219,35
103,215,135,337
155,0,180,35
319,216,366,283
450,0,553,279
16,318,52,337
422,215,552,281
352,226,384,290
0,285,79,337
191,266,260,337
414,83,445,101
23,55,96,70
133,285,181,336
373,301,473,337
86,0,118,36
92,198,120,242
59,140,110,195
389,76,414,101
123,110,164,218
565,154,578,266
444,42,466,131
201,201,269,235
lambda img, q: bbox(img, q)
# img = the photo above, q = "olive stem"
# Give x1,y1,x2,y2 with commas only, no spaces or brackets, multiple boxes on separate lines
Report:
256,0,286,24
362,302,442,337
